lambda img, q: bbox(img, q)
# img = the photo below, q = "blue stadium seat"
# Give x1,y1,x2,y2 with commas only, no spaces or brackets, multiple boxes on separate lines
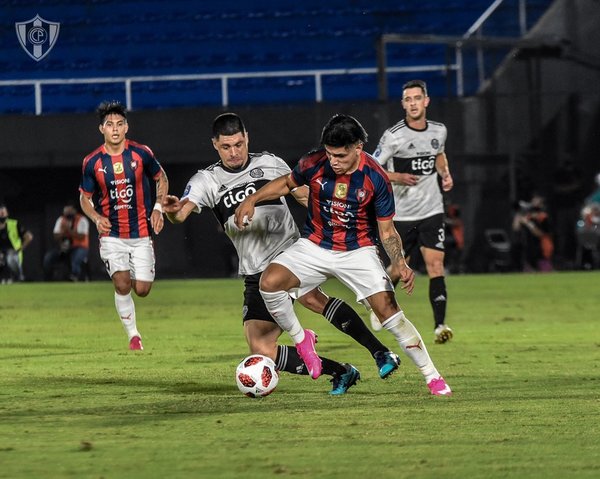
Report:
1,0,554,113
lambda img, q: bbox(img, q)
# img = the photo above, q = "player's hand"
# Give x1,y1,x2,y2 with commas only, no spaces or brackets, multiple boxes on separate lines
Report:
162,195,189,214
151,209,164,234
398,173,419,186
94,216,111,235
441,172,454,192
398,262,415,295
234,199,255,230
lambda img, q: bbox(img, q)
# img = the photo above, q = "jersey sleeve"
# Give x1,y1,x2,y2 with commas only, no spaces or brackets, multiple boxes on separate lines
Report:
272,155,292,177
141,147,162,179
439,125,448,153
79,157,97,196
181,171,217,213
372,170,395,220
372,130,397,169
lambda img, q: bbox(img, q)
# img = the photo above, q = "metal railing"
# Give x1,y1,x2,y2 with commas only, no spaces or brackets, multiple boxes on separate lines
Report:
1,0,546,114
0,63,453,115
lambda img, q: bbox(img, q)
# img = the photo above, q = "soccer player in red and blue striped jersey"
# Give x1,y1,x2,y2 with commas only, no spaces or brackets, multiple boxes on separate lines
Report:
235,114,451,396
79,101,169,351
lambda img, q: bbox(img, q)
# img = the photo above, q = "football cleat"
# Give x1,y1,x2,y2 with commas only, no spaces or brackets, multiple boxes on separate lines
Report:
329,364,361,395
427,376,452,396
374,350,400,379
129,336,143,351
434,324,453,344
369,310,383,331
296,329,321,379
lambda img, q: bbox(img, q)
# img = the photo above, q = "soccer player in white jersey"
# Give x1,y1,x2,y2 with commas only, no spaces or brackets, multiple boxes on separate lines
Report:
163,113,400,395
371,79,454,344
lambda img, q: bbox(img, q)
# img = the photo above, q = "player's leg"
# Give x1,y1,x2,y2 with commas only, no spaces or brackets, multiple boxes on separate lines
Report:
369,220,418,331
420,213,453,343
297,288,398,379
260,240,328,379
244,275,359,394
369,291,451,395
101,237,143,350
335,246,450,395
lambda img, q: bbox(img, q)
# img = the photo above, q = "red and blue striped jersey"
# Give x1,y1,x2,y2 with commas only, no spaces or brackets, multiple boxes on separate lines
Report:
291,149,395,251
79,140,162,239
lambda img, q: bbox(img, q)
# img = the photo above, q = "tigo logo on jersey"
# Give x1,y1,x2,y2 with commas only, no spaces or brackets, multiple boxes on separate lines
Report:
15,15,60,62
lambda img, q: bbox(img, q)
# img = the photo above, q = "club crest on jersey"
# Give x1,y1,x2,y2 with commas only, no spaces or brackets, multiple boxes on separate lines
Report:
130,160,138,171
334,183,348,199
356,188,368,203
249,168,264,178
431,139,440,149
113,162,124,174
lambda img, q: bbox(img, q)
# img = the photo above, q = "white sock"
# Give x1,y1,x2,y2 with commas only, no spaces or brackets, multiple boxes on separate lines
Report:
260,289,305,344
382,311,439,382
114,292,140,340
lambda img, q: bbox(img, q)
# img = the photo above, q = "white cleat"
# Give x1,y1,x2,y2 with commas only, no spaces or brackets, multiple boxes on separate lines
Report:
434,324,453,344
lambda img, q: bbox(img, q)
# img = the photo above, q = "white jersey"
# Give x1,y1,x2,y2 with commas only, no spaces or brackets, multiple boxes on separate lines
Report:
182,152,299,276
373,119,447,221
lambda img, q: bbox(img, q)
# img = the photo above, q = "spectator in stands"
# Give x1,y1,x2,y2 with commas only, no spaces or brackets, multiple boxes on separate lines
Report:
512,194,554,272
43,202,90,281
0,203,33,283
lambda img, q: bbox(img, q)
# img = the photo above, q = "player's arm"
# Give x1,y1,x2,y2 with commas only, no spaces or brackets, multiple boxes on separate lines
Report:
80,193,111,235
150,167,169,234
234,174,297,229
290,184,309,208
377,218,414,295
374,134,418,186
436,152,453,191
163,196,194,224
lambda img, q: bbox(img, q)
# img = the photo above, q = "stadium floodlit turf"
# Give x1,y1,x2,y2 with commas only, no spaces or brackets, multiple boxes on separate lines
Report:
0,272,599,478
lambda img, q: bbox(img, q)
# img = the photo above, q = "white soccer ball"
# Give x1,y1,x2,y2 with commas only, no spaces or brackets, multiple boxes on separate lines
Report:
235,354,279,398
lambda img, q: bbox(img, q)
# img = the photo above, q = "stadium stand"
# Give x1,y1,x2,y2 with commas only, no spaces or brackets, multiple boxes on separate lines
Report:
1,1,552,113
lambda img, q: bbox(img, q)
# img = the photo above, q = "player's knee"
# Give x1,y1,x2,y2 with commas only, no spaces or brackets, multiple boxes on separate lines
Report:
134,283,152,297
259,270,279,292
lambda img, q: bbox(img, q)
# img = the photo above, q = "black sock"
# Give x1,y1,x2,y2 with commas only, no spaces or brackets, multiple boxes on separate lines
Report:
429,276,447,328
323,297,389,358
275,345,345,377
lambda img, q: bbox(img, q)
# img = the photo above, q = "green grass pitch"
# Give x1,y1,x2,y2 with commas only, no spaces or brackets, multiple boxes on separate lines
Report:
0,272,599,478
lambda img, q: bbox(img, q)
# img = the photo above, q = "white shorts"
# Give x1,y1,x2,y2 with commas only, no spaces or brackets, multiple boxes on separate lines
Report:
271,238,394,302
99,236,156,282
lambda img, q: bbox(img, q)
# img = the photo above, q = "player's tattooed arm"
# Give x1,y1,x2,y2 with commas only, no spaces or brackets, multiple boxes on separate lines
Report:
378,219,415,295
155,168,169,206
381,235,405,265
151,167,169,234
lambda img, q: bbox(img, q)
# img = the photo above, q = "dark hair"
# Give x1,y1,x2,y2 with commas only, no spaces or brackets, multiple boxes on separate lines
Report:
97,100,127,124
212,113,246,139
320,114,368,147
402,79,428,96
